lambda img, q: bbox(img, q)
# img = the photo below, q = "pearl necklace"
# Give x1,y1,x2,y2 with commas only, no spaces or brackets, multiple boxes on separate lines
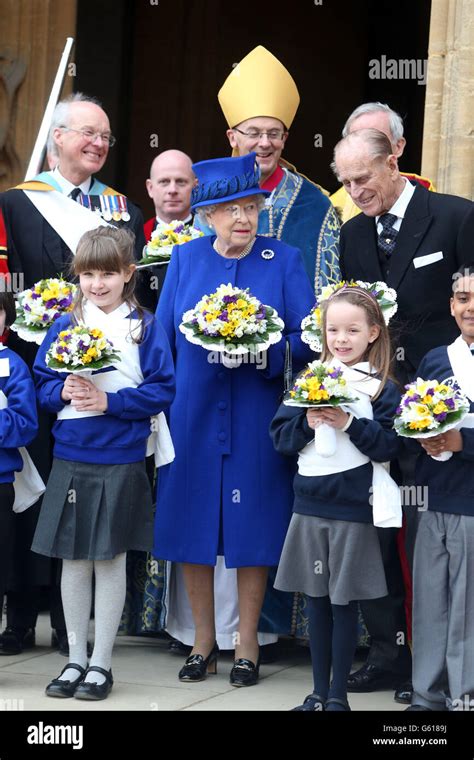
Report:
213,237,256,260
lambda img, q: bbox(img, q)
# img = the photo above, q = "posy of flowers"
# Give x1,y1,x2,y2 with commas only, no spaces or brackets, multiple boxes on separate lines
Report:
12,278,77,344
138,220,203,265
394,378,469,436
179,283,284,355
285,361,357,407
301,280,398,353
46,325,121,373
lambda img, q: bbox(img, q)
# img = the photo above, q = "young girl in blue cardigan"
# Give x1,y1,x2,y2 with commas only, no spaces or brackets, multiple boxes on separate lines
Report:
271,287,402,711
33,227,175,701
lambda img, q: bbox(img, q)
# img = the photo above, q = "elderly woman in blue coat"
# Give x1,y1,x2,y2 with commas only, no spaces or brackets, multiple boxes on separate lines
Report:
153,153,315,686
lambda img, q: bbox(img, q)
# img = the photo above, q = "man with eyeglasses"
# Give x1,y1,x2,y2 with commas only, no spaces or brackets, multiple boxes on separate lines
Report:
216,46,340,294
1,92,145,288
0,92,145,659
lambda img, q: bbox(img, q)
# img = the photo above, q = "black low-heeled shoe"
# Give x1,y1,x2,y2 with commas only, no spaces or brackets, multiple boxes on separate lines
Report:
74,666,113,701
292,693,326,711
45,663,87,698
229,656,260,687
0,627,36,656
178,643,219,682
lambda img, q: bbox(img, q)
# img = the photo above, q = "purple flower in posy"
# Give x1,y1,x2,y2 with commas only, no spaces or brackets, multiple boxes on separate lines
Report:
31,292,41,300
219,311,229,322
44,299,57,309
51,312,60,322
56,345,69,354
396,405,402,415
445,397,455,409
24,303,31,311
58,297,72,308
42,313,50,322
328,367,342,379
174,224,184,234
222,295,237,304
434,411,448,422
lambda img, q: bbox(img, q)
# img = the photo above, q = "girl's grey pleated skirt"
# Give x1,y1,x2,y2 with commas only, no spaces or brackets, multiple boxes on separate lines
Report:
32,458,153,560
274,513,388,605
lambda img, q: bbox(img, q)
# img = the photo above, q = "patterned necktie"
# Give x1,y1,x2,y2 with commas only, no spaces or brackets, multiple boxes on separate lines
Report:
69,187,81,201
378,213,398,259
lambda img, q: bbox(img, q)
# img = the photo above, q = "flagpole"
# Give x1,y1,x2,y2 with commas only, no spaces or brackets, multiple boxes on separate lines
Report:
24,37,74,181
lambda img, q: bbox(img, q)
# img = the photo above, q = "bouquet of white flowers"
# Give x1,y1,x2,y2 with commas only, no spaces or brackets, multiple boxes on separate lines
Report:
46,325,121,373
394,377,470,460
301,280,398,353
284,360,358,456
138,220,203,266
179,283,284,357
12,278,77,345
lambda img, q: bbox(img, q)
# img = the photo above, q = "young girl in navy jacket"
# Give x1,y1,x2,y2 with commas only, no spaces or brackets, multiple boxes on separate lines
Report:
33,227,175,701
271,287,402,711
0,291,38,606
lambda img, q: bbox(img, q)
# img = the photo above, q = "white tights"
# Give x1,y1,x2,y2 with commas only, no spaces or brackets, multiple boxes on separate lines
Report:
58,553,126,684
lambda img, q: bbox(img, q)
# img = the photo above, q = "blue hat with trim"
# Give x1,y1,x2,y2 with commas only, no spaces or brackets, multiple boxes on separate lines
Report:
191,153,270,210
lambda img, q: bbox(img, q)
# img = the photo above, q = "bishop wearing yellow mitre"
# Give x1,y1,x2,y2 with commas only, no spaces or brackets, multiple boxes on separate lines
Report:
211,45,341,294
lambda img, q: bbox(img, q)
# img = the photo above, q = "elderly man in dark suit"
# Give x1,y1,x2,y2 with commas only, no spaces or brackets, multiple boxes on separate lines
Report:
333,127,474,703
0,92,145,657
336,128,474,383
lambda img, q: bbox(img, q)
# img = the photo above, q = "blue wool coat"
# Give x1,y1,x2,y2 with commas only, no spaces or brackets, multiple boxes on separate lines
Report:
153,234,315,567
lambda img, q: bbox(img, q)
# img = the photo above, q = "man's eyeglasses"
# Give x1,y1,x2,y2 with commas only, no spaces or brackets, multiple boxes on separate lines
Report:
233,127,286,142
60,127,116,147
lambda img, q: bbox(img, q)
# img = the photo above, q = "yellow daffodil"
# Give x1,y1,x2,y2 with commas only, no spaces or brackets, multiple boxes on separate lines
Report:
409,418,432,430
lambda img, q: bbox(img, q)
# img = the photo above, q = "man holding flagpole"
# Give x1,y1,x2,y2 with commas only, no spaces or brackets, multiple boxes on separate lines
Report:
0,92,146,657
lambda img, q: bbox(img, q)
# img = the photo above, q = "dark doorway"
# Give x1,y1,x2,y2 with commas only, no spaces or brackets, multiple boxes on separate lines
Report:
75,0,432,214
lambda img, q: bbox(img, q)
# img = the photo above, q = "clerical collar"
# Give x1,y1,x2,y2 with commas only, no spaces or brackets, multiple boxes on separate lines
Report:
376,177,416,224
52,167,92,196
156,214,193,225
261,165,284,192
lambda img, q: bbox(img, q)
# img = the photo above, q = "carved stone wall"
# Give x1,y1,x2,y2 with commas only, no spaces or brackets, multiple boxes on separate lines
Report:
422,0,474,199
0,0,76,191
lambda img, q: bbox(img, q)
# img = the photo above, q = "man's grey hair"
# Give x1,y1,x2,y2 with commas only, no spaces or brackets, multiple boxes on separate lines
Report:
48,92,103,147
342,102,404,143
331,128,393,180
196,195,266,226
